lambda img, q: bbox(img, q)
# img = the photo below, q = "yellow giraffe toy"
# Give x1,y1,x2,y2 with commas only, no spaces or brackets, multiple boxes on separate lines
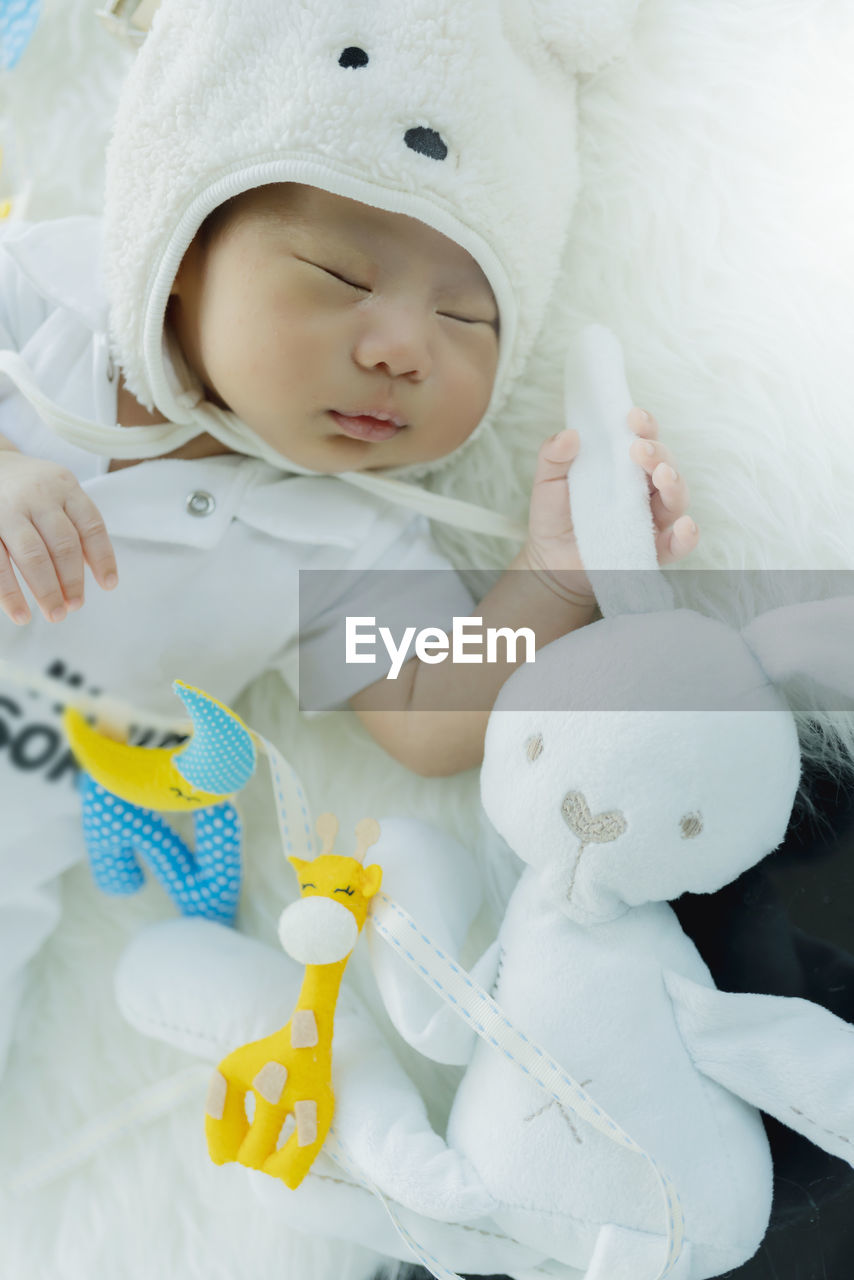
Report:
205,813,382,1189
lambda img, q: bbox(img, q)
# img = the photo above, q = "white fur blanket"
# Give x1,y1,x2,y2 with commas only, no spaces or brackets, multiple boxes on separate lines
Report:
1,2,854,1278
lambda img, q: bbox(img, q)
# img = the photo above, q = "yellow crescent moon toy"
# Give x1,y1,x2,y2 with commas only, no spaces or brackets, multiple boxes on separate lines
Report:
63,680,256,811
63,682,257,924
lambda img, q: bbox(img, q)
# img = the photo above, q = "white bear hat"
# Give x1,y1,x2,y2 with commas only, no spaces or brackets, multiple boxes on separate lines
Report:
90,0,639,527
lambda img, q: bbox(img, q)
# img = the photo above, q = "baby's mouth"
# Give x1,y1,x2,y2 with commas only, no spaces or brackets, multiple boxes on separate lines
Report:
328,410,408,442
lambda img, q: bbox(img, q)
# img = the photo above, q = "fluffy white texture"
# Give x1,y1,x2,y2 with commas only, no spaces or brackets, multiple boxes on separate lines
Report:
277,896,359,965
3,1,854,1276
508,0,640,73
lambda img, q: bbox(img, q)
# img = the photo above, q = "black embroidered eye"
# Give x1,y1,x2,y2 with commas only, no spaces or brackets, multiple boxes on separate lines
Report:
404,126,448,161
300,882,316,890
335,886,356,896
339,47,369,68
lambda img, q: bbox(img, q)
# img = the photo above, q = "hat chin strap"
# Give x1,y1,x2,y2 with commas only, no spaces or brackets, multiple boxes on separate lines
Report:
0,347,526,541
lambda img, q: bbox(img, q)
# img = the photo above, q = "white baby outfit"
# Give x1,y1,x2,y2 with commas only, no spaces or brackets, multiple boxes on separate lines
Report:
0,214,473,1081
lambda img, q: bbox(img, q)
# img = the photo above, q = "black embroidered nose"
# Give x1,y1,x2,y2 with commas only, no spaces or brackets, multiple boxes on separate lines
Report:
339,47,369,68
404,127,448,161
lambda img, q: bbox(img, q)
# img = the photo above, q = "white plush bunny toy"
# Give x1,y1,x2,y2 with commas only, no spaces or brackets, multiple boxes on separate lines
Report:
115,329,854,1280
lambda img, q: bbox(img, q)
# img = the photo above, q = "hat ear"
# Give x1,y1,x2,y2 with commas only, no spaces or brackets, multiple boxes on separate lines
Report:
508,0,640,73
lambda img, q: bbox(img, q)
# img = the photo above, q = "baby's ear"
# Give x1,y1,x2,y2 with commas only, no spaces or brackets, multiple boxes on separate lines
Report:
507,0,640,73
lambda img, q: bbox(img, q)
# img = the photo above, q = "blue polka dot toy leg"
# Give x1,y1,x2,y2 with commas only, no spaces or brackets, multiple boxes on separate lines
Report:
0,0,42,70
80,774,242,925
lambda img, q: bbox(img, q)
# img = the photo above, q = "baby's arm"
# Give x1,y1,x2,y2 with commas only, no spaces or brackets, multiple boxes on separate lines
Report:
351,409,696,776
0,434,118,625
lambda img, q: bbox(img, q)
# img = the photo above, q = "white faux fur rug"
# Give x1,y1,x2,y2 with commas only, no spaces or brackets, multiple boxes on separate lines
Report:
2,2,854,1278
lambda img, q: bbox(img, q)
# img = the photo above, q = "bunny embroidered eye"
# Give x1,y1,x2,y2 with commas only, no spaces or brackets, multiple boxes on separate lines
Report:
525,734,543,762
339,47,369,68
680,812,703,839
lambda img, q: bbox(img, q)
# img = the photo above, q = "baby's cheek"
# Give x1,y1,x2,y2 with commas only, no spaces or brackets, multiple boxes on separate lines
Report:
448,340,498,424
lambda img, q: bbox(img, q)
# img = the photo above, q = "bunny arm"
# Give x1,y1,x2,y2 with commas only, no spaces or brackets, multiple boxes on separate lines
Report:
373,936,501,1066
116,916,495,1223
367,817,492,1065
664,970,854,1164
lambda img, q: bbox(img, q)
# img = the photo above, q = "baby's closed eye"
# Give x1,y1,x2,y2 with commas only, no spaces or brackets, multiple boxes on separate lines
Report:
297,257,370,292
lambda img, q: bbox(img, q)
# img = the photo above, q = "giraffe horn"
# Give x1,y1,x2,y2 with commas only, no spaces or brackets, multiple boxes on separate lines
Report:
352,818,380,863
315,812,339,857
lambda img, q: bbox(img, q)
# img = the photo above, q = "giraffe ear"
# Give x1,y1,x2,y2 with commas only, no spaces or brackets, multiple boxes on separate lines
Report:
360,864,383,900
505,0,639,73
288,856,308,877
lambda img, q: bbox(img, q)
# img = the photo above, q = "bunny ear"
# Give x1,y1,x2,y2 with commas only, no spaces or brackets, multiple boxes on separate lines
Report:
741,597,854,712
565,325,674,617
507,0,640,73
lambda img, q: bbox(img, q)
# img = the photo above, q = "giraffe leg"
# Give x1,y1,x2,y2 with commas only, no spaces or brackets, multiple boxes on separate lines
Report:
237,1094,291,1169
204,1069,251,1164
262,1123,326,1191
263,1090,334,1189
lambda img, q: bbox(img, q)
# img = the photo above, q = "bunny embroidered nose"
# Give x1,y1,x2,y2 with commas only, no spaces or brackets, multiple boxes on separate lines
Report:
404,127,448,161
560,791,627,852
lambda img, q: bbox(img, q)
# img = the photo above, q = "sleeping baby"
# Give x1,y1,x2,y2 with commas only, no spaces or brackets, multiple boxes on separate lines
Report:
0,0,695,1081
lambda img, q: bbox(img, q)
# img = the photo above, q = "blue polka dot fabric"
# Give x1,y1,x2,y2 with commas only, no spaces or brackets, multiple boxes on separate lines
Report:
0,0,41,71
80,773,242,925
172,681,256,795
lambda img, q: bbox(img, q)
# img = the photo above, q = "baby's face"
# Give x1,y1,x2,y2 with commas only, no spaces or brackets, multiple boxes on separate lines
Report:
168,184,499,472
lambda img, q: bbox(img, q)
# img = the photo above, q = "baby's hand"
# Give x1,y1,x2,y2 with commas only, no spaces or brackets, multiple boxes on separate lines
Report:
522,408,698,596
0,452,118,625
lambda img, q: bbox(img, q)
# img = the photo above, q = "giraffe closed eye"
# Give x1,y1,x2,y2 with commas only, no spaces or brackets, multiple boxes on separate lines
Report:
334,886,355,896
300,882,316,890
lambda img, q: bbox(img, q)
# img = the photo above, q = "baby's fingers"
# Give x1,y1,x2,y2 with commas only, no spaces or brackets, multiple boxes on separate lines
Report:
32,508,87,611
0,542,31,625
627,407,659,442
1,519,68,622
656,514,699,565
64,489,118,592
528,428,580,541
649,460,689,529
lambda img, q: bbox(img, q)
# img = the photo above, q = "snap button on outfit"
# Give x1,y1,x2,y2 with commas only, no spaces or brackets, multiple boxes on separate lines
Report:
186,490,216,517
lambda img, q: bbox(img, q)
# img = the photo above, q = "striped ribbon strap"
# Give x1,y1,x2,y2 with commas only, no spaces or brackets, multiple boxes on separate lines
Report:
0,657,191,735
256,734,316,862
368,892,686,1280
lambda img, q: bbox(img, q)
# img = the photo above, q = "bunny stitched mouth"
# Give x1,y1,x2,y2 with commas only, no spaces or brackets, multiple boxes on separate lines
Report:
560,791,627,904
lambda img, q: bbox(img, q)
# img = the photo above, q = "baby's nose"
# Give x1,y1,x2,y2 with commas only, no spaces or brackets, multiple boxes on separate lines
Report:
353,305,432,379
560,790,627,846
